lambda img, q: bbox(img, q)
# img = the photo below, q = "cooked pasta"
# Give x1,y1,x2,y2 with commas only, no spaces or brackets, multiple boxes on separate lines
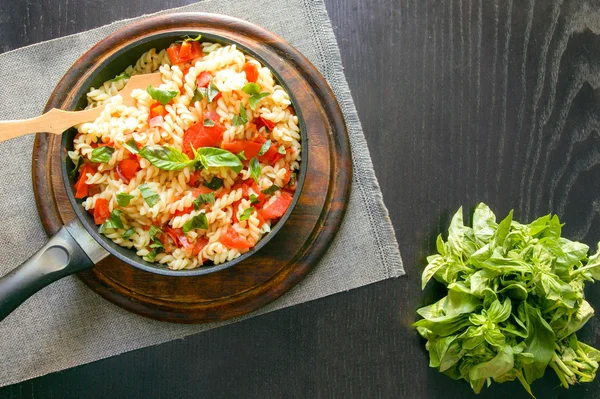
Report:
70,37,301,270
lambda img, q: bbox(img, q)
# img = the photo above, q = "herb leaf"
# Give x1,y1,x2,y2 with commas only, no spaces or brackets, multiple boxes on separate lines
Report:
122,227,135,240
183,213,208,233
98,209,124,233
194,147,243,173
232,103,248,126
69,156,82,178
258,140,271,156
249,194,259,204
193,192,215,210
124,138,139,154
111,72,130,83
149,225,162,241
139,184,160,207
90,146,114,163
237,151,247,161
248,92,270,110
177,34,202,43
239,207,254,221
207,81,220,103
190,87,205,104
146,85,178,105
203,118,215,127
242,83,260,95
261,185,279,195
250,157,261,183
277,145,286,155
116,192,135,207
139,145,193,171
202,177,223,190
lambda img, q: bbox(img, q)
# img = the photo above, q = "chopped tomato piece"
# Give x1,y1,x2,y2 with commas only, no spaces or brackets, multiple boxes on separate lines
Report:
116,158,140,184
74,163,96,199
283,169,291,185
242,62,259,83
173,205,194,217
93,198,111,225
181,120,226,157
192,186,214,196
220,227,254,249
205,111,220,122
166,41,202,64
188,171,201,187
179,41,192,59
259,192,293,221
255,116,276,131
196,71,212,88
255,212,266,228
149,103,167,119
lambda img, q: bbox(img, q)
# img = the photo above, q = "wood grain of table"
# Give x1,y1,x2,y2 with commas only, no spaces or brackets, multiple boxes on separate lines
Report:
2,0,600,398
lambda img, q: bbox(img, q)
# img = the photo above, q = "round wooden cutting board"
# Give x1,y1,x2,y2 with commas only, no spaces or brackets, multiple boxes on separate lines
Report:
32,13,351,323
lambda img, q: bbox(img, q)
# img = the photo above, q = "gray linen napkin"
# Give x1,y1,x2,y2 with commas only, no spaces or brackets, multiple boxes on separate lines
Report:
0,0,403,387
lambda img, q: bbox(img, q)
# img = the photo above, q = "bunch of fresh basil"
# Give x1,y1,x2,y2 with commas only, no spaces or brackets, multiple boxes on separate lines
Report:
415,203,600,396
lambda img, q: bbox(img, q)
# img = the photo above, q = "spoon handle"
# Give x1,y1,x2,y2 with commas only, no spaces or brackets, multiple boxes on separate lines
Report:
0,106,105,142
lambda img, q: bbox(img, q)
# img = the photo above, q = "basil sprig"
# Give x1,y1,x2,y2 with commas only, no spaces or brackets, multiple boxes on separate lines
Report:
116,192,135,207
90,146,114,163
139,184,160,207
232,103,248,126
146,85,178,105
139,146,192,171
183,213,208,233
194,147,243,173
98,209,124,234
242,83,270,110
250,157,261,183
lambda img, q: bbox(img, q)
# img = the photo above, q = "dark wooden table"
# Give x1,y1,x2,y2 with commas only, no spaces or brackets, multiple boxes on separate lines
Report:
2,0,600,398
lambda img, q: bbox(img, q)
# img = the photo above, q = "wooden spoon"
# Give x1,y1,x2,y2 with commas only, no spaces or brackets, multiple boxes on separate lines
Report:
0,72,163,143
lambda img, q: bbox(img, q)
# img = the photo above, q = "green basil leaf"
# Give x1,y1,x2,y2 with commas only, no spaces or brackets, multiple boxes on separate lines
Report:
90,146,115,163
116,192,135,207
258,140,271,156
249,194,259,204
124,138,139,154
207,81,220,103
237,150,247,161
242,83,260,96
183,213,208,233
232,103,248,126
122,227,135,240
249,92,270,110
250,157,261,183
146,85,178,106
289,172,297,186
202,177,224,190
239,207,254,221
261,185,280,195
277,145,286,155
193,192,215,210
99,209,124,233
148,225,162,241
139,145,193,171
139,184,160,207
177,34,202,43
190,87,205,104
195,147,243,173
204,118,215,127
110,72,130,83
69,156,82,178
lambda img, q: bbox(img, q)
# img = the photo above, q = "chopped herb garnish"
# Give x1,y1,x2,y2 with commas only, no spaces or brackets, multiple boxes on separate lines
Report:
248,93,270,110
207,81,220,103
250,157,261,184
258,140,271,156
249,194,260,204
183,213,208,233
90,146,114,163
190,87,205,104
193,192,215,210
277,145,286,155
203,118,215,127
232,103,248,126
148,225,162,241
239,207,254,221
110,72,130,83
122,227,135,240
124,138,139,154
139,184,160,207
237,151,247,161
69,156,82,178
203,177,224,190
261,185,280,195
139,145,193,171
116,192,135,207
146,85,178,105
98,209,124,234
176,34,202,43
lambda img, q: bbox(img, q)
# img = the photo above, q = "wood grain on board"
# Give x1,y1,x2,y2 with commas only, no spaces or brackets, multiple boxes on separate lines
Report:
3,0,600,398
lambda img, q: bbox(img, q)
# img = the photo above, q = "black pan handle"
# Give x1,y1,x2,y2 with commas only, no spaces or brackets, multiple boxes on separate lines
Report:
0,220,106,321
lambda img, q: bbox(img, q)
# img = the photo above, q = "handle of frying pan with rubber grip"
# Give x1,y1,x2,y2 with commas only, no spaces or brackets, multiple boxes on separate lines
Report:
0,221,101,321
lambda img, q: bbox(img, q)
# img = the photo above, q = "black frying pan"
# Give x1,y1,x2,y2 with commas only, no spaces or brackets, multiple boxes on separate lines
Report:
0,23,308,321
